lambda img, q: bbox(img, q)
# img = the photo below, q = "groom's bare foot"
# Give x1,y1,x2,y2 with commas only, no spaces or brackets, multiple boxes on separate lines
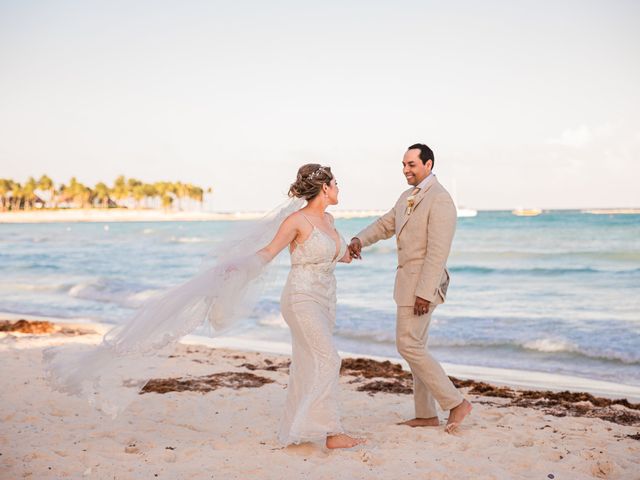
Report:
445,399,472,433
397,417,440,427
326,433,366,449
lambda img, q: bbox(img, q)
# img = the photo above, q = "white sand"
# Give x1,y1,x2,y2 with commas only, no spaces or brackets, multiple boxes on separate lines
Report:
1,324,639,479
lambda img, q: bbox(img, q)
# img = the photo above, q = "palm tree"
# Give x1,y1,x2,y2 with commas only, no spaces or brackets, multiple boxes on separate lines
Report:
188,184,204,210
23,177,38,210
37,175,55,207
0,176,211,211
55,182,67,207
72,178,91,208
132,184,145,208
0,179,12,211
173,182,187,210
161,192,174,210
142,183,157,208
10,181,23,210
60,177,91,208
93,182,111,208
112,175,128,207
153,182,175,211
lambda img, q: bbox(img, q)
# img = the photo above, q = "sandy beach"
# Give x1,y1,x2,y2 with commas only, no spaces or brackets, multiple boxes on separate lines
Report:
1,318,639,480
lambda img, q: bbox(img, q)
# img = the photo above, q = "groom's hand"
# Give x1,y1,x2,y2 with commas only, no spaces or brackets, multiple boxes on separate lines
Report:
348,238,362,259
414,296,431,316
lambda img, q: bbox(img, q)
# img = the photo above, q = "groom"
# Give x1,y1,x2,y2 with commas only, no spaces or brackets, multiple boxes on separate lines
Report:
349,144,472,431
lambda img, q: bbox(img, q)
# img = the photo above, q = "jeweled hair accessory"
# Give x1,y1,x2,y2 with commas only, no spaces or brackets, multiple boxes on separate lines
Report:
308,166,328,180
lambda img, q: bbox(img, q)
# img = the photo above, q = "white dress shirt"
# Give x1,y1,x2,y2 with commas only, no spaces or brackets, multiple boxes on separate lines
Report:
415,172,435,190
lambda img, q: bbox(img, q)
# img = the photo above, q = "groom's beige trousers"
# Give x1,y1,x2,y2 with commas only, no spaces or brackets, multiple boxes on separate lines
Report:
396,304,463,418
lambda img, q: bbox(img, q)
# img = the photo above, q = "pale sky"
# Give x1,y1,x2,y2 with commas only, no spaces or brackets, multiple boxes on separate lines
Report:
1,0,639,211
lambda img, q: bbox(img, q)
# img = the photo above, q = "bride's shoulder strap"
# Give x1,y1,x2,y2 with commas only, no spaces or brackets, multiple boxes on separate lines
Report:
324,211,335,224
298,211,314,226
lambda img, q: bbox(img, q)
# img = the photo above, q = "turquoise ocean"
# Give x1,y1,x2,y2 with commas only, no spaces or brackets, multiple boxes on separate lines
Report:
1,211,639,387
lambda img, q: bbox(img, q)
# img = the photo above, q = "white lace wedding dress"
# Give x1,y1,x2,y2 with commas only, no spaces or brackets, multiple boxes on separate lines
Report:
278,214,347,445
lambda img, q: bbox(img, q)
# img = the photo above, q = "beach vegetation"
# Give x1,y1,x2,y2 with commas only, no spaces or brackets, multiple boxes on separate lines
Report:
0,176,208,211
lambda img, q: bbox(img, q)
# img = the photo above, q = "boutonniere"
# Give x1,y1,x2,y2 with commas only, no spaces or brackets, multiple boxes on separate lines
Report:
406,195,416,215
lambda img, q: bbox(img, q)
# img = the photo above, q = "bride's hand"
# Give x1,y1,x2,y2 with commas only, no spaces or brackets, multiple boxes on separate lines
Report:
339,249,353,264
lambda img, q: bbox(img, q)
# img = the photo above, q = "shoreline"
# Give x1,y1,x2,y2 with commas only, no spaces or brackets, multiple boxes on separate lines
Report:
2,207,639,224
184,334,640,402
3,311,639,402
0,208,387,223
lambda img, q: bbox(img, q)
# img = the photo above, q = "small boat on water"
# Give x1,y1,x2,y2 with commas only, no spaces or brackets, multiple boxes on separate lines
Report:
457,207,478,218
512,208,542,217
451,179,477,218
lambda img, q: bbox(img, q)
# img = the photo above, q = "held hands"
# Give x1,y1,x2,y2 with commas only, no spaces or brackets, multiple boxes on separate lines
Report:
339,248,353,263
414,296,430,316
348,238,362,260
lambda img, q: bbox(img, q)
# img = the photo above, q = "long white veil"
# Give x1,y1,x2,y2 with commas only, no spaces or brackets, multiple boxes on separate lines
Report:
43,196,305,417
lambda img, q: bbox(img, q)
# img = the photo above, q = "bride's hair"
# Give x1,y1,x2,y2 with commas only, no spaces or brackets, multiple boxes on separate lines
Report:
288,164,334,200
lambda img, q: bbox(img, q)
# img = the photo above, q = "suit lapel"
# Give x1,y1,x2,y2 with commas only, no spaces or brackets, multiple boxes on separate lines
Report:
396,189,412,234
397,178,438,237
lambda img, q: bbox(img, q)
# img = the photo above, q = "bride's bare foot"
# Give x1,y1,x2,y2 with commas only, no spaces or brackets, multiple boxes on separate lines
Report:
326,433,366,449
445,399,473,433
397,417,440,427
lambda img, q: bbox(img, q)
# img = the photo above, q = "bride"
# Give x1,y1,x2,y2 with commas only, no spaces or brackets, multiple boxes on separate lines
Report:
257,164,365,449
45,163,365,450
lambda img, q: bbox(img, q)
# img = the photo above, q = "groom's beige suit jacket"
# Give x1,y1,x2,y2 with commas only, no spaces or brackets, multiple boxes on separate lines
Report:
355,177,456,307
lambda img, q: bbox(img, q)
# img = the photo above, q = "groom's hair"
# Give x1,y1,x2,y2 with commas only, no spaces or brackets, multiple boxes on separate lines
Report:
407,143,435,168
